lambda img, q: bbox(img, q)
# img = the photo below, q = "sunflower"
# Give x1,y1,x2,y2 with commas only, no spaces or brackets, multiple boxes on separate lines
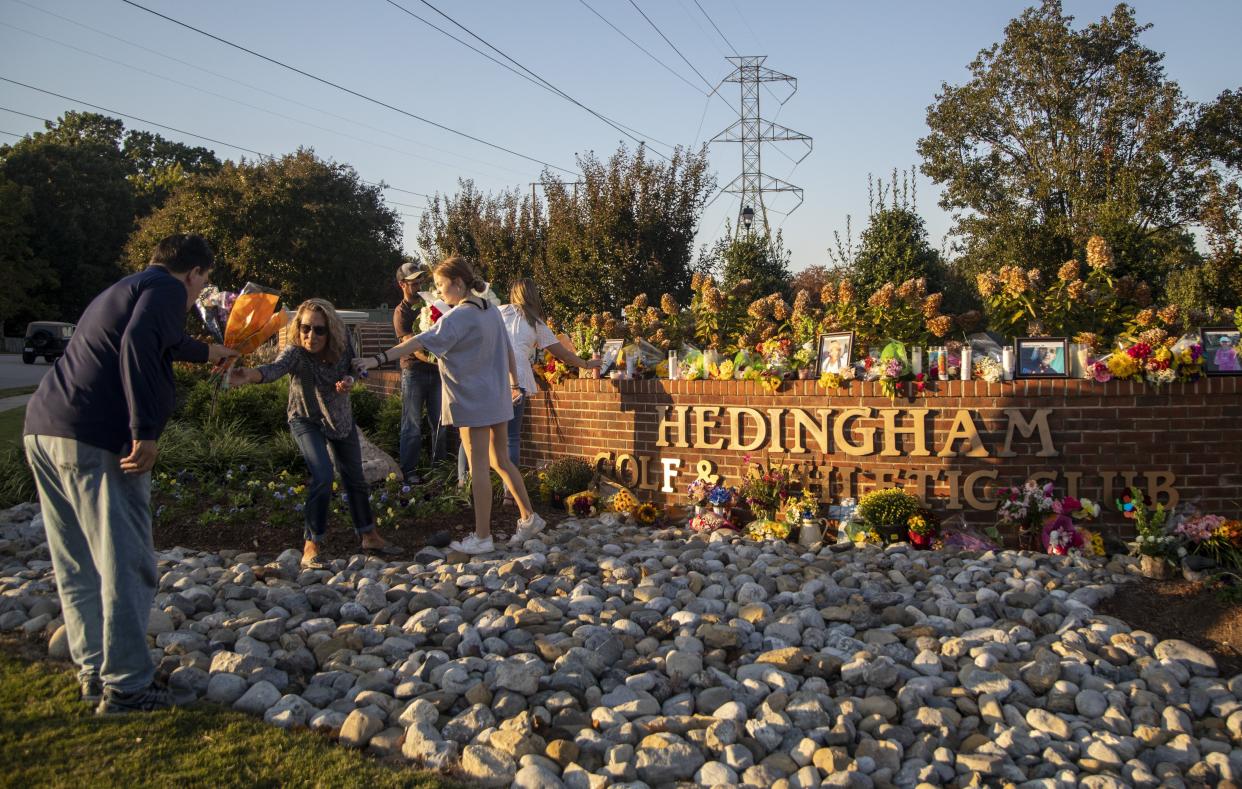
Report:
635,502,660,526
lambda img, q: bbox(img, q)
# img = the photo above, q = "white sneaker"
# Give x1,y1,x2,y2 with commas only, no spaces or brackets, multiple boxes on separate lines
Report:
510,512,547,545
449,534,494,555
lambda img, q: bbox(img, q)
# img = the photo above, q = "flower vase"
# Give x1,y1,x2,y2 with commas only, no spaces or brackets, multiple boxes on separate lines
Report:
1140,554,1171,580
1017,524,1037,552
799,518,822,547
694,505,705,516
712,506,725,516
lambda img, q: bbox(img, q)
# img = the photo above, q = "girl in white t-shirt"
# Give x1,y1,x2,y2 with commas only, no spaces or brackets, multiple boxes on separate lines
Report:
457,278,599,517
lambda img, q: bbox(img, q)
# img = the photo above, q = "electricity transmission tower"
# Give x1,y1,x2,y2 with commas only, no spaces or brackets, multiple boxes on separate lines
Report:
711,56,812,237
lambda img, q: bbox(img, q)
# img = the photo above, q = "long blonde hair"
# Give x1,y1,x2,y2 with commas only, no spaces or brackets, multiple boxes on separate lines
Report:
286,298,348,363
509,277,547,328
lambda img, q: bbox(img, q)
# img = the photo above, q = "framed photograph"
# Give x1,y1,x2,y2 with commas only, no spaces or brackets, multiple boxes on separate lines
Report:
1201,327,1242,375
598,338,625,377
816,331,854,376
1014,337,1070,379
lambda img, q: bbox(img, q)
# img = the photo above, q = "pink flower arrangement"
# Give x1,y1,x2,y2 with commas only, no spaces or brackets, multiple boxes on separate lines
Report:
688,510,731,533
1091,361,1112,383
1177,514,1225,543
1041,514,1085,555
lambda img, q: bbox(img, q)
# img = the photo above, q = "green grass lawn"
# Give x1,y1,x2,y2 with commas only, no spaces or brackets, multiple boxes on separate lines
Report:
0,385,38,399
0,406,24,451
0,640,453,788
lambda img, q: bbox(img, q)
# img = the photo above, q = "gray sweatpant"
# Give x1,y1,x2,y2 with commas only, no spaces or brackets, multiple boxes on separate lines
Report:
24,434,156,693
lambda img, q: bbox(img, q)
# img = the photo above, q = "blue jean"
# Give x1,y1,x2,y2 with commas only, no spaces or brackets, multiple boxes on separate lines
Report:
289,419,375,544
24,434,156,693
456,392,525,481
400,366,446,479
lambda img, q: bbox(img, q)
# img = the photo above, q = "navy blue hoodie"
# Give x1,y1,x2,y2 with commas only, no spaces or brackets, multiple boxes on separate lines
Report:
24,266,208,455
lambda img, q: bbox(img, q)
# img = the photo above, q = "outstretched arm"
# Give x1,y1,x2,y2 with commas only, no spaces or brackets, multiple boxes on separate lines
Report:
353,334,425,374
546,342,600,369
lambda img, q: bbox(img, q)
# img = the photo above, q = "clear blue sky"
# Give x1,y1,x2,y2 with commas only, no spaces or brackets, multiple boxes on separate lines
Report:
1,0,1238,272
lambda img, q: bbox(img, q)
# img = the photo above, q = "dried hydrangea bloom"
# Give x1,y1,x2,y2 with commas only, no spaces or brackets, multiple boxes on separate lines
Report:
1138,327,1169,347
1134,281,1153,307
977,273,998,297
945,339,964,354
927,315,954,337
645,306,661,324
792,289,811,317
660,293,679,316
1157,304,1180,325
1000,266,1027,297
838,279,855,303
1086,235,1113,270
1135,308,1156,327
703,285,724,312
652,328,670,349
747,298,770,320
1058,260,1080,282
1067,280,1088,300
633,293,649,309
691,272,704,291
1026,268,1042,288
730,278,754,298
896,278,918,300
820,283,837,305
1073,332,1103,354
921,293,943,319
868,282,896,309
772,297,790,322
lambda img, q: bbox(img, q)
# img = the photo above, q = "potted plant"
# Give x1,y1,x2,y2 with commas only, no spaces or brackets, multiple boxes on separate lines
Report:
996,481,1057,551
906,511,937,549
1121,486,1177,578
856,487,921,544
687,479,712,516
738,458,793,521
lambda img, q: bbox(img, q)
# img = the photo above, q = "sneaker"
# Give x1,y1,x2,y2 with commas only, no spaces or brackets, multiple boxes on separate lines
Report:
80,674,103,704
509,512,547,546
96,684,176,715
448,534,494,555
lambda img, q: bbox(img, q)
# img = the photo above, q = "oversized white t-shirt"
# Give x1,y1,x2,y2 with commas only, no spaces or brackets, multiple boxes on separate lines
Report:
499,303,558,394
416,299,514,427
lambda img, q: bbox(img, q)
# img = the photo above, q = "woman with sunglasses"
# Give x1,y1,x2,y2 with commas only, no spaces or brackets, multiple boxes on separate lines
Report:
228,298,399,568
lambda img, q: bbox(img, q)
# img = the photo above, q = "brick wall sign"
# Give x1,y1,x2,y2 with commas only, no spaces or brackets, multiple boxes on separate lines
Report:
506,377,1242,528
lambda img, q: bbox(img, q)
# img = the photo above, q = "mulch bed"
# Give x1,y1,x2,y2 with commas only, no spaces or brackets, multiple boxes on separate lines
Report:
153,497,563,560
1097,576,1242,678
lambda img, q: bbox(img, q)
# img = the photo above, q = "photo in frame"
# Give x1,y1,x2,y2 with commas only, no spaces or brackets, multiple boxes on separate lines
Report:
816,331,854,376
1201,327,1242,375
598,338,625,377
1014,337,1070,379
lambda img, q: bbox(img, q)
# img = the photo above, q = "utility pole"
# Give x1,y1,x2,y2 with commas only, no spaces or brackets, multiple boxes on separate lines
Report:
711,56,812,237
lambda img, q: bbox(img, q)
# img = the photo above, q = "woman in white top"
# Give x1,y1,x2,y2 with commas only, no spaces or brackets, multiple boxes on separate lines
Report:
356,257,543,555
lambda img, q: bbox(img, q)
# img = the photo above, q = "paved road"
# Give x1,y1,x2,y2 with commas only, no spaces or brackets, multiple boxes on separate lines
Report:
0,353,52,390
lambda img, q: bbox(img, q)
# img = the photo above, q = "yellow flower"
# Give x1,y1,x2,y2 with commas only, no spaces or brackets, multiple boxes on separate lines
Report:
386,472,398,482
1107,353,1140,379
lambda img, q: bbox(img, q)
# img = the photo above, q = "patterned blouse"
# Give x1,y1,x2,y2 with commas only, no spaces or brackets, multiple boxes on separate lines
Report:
257,345,356,439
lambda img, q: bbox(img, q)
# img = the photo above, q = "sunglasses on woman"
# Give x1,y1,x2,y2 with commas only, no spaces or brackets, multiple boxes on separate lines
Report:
299,323,328,337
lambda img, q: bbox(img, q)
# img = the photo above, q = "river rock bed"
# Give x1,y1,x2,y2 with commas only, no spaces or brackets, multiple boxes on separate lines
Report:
2,501,1241,788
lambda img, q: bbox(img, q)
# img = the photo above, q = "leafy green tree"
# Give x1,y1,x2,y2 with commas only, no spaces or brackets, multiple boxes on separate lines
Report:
0,112,135,324
918,1,1228,295
703,223,791,299
540,145,714,323
0,175,53,334
416,179,542,299
124,149,403,307
0,111,225,328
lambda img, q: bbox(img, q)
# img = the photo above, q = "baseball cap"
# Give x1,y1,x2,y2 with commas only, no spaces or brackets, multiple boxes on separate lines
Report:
396,256,425,282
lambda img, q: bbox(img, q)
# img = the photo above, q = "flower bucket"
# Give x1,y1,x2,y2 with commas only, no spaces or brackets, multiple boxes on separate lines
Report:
909,531,934,550
1140,555,1172,580
798,518,823,547
873,524,905,545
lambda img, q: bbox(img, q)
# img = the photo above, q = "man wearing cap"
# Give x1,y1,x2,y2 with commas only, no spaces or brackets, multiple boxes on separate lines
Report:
393,257,447,482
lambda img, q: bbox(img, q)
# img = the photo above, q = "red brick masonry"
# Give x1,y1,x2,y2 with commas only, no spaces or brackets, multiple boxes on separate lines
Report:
364,372,1242,529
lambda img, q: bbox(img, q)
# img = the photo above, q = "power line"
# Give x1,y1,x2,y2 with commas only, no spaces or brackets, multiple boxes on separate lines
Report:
0,21,515,183
626,0,714,92
693,0,739,55
0,129,23,138
0,95,428,202
0,78,268,157
117,0,576,175
575,0,705,95
390,0,674,156
9,0,530,179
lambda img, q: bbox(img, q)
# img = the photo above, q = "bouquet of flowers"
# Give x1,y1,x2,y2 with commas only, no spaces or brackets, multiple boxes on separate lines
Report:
1040,514,1084,555
689,509,731,533
1121,486,1178,560
687,478,713,508
817,367,855,392
745,517,791,541
738,457,794,520
996,481,1057,551
1177,513,1242,571
1173,343,1205,381
634,502,661,526
974,356,1004,383
877,341,912,400
195,282,288,387
565,490,600,518
906,512,938,549
540,350,570,385
706,484,736,510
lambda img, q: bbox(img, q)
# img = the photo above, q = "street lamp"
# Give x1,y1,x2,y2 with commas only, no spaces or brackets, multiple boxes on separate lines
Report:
740,205,754,232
